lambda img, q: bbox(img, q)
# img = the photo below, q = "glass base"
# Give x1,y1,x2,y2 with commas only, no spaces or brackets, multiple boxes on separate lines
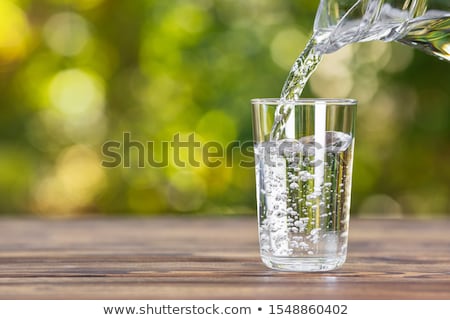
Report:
261,254,346,272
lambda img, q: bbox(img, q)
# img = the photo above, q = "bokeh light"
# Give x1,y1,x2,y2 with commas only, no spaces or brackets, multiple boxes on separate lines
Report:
271,28,308,70
0,1,30,64
43,12,90,57
310,45,354,98
196,110,237,143
32,144,105,215
49,69,104,115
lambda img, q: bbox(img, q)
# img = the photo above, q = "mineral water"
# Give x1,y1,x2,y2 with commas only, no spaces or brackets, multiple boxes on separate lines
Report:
271,6,449,140
255,131,354,271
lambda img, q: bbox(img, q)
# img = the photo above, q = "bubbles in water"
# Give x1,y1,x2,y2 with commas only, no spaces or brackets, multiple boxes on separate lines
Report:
256,131,353,258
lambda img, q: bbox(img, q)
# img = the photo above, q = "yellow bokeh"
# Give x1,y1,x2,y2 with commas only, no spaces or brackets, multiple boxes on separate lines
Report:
0,1,30,63
32,144,105,215
271,28,308,71
196,110,237,143
43,12,90,56
48,68,105,116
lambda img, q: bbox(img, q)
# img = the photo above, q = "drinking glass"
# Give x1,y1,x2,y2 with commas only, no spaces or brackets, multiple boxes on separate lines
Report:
252,98,357,271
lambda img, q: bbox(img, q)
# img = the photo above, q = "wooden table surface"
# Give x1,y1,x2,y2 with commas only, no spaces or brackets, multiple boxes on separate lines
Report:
1,217,449,299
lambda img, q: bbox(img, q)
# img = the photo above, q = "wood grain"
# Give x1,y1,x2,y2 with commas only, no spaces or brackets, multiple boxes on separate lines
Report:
0,217,449,299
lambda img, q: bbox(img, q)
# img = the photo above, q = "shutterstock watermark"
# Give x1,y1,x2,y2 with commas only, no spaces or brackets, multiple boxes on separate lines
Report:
101,132,331,169
101,132,254,168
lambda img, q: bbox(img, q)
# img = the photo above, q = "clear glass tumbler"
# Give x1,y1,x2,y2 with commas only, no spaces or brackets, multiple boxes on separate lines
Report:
251,98,357,271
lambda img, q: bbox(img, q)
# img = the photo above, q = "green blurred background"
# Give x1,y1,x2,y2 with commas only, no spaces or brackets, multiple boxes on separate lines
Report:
0,0,449,217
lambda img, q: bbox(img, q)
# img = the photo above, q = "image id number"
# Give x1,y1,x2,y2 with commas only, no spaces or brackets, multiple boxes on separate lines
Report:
269,304,348,315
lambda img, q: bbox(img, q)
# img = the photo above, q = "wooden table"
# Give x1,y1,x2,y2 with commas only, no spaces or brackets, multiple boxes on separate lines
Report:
1,217,449,299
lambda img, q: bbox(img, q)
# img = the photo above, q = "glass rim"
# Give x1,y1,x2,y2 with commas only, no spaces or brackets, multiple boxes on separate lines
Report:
251,98,357,105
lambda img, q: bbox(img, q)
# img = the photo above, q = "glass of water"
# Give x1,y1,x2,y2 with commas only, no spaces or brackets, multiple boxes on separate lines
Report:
251,98,357,271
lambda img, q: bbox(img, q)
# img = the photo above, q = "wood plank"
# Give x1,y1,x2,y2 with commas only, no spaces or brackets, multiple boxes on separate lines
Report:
0,217,449,299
